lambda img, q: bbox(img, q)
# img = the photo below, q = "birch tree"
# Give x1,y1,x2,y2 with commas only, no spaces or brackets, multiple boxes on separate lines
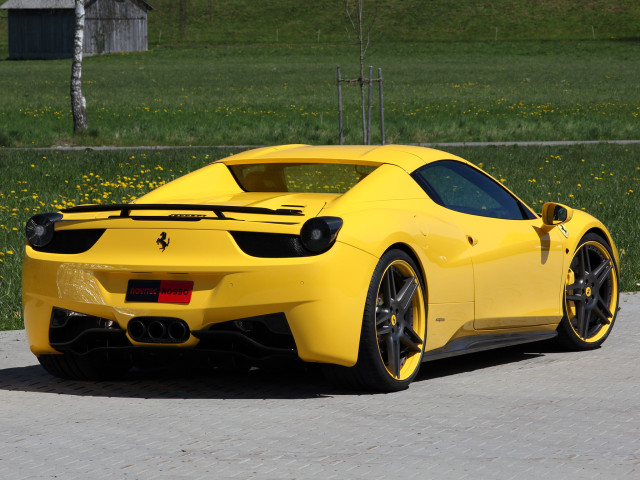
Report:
71,0,87,132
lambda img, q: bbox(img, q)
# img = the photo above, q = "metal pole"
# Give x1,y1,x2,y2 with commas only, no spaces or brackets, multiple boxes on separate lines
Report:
367,65,373,145
337,66,343,145
378,67,385,145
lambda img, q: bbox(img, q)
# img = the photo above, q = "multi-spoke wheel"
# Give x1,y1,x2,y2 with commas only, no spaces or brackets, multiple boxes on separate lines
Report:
325,249,426,392
557,233,619,350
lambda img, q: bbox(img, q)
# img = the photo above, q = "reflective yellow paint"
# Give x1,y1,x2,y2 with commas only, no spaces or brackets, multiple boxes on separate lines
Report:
24,236,378,364
453,212,567,329
22,145,619,368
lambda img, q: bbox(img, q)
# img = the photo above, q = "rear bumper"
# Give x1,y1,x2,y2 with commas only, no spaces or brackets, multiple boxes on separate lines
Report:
23,234,377,367
43,308,301,368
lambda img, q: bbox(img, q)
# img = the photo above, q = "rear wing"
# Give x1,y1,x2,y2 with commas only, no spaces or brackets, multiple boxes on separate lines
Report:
61,203,304,221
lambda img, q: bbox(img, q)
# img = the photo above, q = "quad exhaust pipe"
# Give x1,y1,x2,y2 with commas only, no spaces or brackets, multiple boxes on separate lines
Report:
128,317,190,343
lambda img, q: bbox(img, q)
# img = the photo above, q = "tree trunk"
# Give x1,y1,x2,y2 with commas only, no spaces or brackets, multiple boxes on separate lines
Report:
71,0,87,133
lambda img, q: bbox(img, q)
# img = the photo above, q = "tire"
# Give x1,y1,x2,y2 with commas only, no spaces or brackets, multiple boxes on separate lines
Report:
556,232,619,350
326,249,427,392
38,353,131,381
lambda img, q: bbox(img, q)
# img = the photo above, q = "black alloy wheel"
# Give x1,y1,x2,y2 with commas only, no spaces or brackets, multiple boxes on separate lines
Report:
325,249,427,392
558,233,619,350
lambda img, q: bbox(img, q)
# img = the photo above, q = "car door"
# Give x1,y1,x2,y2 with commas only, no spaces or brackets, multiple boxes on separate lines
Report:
413,160,566,329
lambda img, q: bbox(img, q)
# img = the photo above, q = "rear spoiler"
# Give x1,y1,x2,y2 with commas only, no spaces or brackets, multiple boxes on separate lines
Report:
61,203,304,220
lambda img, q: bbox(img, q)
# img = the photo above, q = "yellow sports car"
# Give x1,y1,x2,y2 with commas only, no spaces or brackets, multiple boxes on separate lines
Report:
23,145,620,391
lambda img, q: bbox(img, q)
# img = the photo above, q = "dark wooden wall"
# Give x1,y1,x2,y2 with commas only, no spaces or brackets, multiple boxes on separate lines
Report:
8,9,74,59
5,1,150,59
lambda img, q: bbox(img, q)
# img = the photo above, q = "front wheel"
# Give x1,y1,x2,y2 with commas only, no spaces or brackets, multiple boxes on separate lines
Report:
326,249,427,392
557,233,619,350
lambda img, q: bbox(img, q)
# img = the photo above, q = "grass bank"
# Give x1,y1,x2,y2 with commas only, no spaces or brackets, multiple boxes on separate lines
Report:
1,144,638,330
0,42,639,147
3,0,637,51
148,0,640,45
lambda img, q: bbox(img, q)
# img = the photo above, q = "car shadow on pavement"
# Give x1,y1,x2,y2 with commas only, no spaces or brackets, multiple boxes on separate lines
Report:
0,363,335,399
0,341,563,399
415,345,546,382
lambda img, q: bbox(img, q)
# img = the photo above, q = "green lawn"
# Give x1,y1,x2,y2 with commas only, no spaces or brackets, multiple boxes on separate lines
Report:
0,42,639,147
4,0,637,48
1,144,638,330
147,0,640,45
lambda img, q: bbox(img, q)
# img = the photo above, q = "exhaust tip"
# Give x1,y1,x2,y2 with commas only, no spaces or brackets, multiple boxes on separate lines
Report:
147,320,167,340
168,320,189,341
128,319,147,340
127,317,189,344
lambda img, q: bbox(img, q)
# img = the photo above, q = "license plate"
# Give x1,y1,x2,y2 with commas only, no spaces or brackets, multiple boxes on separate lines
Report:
125,280,193,304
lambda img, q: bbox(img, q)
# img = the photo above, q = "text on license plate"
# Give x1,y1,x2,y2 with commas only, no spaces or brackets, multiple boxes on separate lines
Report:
125,280,193,304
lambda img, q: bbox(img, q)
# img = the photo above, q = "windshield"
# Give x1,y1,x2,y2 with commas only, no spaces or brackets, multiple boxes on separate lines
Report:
228,163,378,193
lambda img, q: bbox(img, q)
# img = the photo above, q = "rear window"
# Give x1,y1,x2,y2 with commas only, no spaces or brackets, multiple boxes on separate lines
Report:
228,163,378,193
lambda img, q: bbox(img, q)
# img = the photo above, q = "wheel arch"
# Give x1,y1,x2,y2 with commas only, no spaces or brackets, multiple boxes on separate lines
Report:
578,226,619,269
585,226,614,248
565,211,620,269
382,242,429,303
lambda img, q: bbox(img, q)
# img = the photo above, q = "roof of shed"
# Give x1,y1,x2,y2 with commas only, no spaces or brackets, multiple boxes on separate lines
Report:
1,0,74,8
1,0,154,10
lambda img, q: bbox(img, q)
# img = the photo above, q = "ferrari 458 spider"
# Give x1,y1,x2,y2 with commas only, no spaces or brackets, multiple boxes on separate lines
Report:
23,145,620,391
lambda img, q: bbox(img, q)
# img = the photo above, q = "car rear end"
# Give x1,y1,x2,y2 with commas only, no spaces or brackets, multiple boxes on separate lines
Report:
23,198,378,376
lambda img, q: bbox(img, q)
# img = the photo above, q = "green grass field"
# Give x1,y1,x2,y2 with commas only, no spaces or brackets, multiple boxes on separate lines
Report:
1,144,638,330
147,0,640,45
0,42,639,147
3,0,637,49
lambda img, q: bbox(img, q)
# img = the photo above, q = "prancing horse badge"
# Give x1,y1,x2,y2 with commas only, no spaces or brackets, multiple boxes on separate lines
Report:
156,232,170,251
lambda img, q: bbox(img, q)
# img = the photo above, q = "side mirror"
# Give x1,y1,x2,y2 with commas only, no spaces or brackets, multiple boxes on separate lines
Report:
542,202,574,226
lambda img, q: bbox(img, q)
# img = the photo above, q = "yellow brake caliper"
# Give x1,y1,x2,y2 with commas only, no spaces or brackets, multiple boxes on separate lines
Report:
566,269,576,319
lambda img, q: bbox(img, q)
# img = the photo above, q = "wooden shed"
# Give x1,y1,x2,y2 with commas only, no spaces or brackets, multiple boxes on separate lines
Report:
1,0,154,60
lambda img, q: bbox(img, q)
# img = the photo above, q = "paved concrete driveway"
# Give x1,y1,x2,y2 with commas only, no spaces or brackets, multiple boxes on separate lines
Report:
1,293,639,479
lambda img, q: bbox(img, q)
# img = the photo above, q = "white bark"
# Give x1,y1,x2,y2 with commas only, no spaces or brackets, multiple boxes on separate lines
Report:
71,0,87,132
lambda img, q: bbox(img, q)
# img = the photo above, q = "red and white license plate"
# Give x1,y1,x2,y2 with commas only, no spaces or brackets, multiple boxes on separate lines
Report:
125,280,193,304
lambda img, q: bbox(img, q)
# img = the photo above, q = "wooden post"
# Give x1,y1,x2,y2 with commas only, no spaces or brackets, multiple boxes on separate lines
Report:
360,76,366,145
378,67,385,145
337,66,344,145
367,65,373,145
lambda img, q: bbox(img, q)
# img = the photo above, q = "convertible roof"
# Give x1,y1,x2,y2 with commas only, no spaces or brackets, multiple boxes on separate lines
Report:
220,144,466,172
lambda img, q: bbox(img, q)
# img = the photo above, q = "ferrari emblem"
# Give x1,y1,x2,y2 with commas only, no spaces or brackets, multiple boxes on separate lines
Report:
558,224,569,238
585,286,592,297
391,314,397,326
156,232,170,252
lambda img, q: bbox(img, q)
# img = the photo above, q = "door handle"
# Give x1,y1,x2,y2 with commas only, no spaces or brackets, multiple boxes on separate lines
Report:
466,235,478,246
